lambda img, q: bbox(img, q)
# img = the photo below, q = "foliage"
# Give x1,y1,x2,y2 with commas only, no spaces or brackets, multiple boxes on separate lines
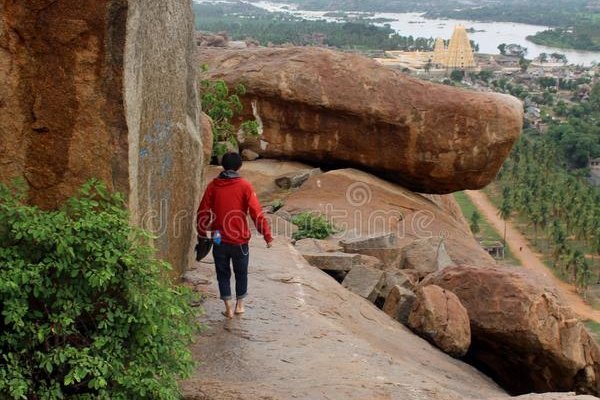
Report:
470,210,482,235
193,3,436,51
450,69,464,82
200,70,259,159
0,180,200,399
291,212,338,240
495,136,600,290
527,19,600,52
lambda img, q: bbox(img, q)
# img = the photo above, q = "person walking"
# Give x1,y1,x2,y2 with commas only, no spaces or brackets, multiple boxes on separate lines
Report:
197,152,273,319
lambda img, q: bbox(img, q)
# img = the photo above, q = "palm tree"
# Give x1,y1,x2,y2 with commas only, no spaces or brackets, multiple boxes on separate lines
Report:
499,188,513,247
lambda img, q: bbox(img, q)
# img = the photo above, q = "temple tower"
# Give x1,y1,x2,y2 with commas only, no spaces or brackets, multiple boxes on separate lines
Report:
445,25,476,69
432,37,447,65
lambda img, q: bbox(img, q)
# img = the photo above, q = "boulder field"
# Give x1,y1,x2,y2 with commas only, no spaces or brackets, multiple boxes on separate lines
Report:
0,0,203,275
199,46,523,194
201,159,600,397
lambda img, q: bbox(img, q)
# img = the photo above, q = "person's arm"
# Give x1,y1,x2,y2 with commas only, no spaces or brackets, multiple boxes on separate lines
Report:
246,184,273,245
196,184,214,238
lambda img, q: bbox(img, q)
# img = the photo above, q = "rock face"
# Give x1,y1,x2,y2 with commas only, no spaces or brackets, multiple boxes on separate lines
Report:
200,46,523,194
408,285,471,358
425,265,600,395
280,169,494,267
0,1,203,276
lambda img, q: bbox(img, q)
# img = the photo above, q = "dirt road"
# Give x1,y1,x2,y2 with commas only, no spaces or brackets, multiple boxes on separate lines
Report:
465,190,600,323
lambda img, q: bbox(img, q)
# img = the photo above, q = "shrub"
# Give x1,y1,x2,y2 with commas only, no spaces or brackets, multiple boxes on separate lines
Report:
200,66,260,159
291,212,337,240
0,180,199,399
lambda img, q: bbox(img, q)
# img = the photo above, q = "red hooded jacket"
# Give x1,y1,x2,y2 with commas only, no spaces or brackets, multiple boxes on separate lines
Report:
197,172,273,245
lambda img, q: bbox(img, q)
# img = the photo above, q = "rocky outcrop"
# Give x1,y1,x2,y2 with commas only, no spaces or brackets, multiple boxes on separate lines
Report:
280,169,495,266
200,46,523,194
0,1,203,276
408,285,471,358
402,237,455,278
425,265,600,395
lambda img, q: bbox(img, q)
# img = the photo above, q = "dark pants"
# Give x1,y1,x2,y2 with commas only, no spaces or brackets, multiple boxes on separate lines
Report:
213,242,250,301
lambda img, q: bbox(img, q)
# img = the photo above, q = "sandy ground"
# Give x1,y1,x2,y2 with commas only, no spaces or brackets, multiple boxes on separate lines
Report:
465,190,600,323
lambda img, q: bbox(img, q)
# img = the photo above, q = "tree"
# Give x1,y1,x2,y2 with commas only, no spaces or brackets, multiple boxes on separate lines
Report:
200,69,259,159
498,186,513,246
424,60,432,74
498,43,507,55
470,210,482,236
450,69,464,82
478,70,494,83
538,52,548,63
519,57,531,72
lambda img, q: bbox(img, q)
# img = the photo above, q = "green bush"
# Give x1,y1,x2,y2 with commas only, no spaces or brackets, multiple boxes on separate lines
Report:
0,180,199,399
200,67,260,159
292,212,338,240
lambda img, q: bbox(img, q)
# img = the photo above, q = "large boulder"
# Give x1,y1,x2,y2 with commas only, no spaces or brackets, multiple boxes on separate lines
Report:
408,285,471,358
200,46,523,194
425,265,600,395
0,1,203,277
280,169,494,266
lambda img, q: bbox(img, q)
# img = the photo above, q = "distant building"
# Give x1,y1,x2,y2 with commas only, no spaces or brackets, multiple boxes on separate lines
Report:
374,25,477,72
481,241,505,259
445,25,476,69
432,37,447,65
589,158,600,186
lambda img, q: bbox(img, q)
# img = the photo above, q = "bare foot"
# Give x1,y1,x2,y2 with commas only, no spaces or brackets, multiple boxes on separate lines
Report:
222,310,234,319
235,301,245,315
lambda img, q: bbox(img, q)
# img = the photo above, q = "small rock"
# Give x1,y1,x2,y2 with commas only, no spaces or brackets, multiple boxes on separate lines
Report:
401,237,454,279
379,270,416,300
275,168,321,189
342,264,385,302
302,252,360,272
340,233,401,269
408,285,471,358
241,149,260,161
383,285,416,325
295,238,342,253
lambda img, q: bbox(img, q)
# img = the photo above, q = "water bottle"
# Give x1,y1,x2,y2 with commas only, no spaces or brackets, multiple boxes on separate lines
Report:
213,230,222,245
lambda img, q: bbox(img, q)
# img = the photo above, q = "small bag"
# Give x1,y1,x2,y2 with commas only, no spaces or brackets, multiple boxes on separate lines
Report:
195,237,213,261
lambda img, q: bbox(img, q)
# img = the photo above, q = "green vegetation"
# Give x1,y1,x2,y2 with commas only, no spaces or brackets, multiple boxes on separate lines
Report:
200,70,259,159
490,136,600,290
452,191,520,266
585,320,600,343
527,16,600,52
0,181,199,399
292,212,338,240
232,0,600,52
194,2,435,51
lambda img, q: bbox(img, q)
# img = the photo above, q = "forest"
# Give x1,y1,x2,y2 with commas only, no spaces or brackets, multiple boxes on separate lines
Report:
527,17,600,51
193,2,436,51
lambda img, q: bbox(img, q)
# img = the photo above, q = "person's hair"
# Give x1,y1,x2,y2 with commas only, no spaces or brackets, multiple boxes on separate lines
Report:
222,152,243,171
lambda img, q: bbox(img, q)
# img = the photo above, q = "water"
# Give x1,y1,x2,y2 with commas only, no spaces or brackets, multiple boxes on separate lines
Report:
197,0,599,65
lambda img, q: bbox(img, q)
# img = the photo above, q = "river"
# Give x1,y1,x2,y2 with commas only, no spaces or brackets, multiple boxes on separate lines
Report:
198,0,600,65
